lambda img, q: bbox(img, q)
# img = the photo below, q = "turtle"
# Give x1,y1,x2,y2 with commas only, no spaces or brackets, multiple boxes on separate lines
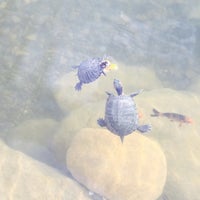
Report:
97,79,151,142
73,57,117,91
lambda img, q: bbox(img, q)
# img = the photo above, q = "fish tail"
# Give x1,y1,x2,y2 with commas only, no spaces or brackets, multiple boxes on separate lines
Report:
151,108,161,117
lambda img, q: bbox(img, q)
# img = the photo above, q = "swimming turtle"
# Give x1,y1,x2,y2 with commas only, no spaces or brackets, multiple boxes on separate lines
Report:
73,57,117,91
97,79,151,142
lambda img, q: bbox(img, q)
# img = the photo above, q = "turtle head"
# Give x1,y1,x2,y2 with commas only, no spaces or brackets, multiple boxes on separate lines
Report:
100,60,118,71
114,79,123,96
100,60,110,69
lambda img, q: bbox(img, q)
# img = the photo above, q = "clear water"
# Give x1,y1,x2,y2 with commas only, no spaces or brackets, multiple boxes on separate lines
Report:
1,0,200,199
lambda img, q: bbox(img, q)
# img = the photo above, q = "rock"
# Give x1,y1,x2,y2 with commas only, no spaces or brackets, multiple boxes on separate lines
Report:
188,74,200,93
54,72,97,112
52,67,162,167
7,118,58,145
53,65,162,113
66,128,167,200
136,88,200,134
50,102,104,168
53,71,109,113
109,64,163,93
5,119,59,168
136,88,200,200
0,139,90,200
189,4,200,19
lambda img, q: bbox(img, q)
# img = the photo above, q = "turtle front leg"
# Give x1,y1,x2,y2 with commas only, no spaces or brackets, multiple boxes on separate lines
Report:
130,89,143,97
97,118,107,127
137,124,151,133
102,71,106,76
75,82,82,91
106,91,112,96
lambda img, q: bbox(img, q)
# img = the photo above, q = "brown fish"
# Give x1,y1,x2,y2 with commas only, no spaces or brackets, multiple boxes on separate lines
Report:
151,108,193,126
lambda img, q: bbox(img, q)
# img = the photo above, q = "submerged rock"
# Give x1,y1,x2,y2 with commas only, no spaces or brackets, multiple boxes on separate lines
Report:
66,128,167,200
53,65,162,113
50,101,104,168
53,71,101,112
5,118,59,168
0,139,90,200
136,88,200,200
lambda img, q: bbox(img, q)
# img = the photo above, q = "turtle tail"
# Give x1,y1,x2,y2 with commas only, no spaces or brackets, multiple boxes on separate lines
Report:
151,108,161,117
120,135,124,143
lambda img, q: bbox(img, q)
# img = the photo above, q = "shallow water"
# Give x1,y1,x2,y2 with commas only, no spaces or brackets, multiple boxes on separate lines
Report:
1,0,200,200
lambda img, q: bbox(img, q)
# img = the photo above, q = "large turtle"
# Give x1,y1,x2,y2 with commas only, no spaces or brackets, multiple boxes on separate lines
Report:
73,57,116,91
97,79,151,142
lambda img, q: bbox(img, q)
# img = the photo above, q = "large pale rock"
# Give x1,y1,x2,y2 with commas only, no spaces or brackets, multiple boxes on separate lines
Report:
53,71,101,112
66,128,167,200
136,88,200,200
51,71,160,168
0,139,90,200
51,101,104,167
5,119,59,167
189,4,200,19
53,65,162,113
136,88,200,134
7,118,58,146
109,64,163,93
188,74,200,93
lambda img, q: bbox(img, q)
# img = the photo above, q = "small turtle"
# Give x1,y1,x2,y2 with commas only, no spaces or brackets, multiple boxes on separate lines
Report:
97,79,151,142
73,57,117,91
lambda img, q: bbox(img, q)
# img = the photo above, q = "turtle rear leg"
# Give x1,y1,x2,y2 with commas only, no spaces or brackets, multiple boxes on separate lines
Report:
97,118,106,127
137,124,151,133
75,82,82,91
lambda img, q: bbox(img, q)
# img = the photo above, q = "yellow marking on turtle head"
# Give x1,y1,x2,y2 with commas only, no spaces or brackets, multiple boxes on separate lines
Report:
104,60,118,71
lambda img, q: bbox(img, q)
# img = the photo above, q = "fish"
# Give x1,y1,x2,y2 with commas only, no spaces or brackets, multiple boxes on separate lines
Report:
151,108,193,126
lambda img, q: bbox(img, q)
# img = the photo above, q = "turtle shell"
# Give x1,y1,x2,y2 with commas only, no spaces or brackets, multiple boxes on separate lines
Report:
77,58,104,84
105,94,139,137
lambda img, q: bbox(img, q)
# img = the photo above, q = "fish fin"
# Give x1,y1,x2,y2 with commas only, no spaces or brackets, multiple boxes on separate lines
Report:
151,108,160,117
